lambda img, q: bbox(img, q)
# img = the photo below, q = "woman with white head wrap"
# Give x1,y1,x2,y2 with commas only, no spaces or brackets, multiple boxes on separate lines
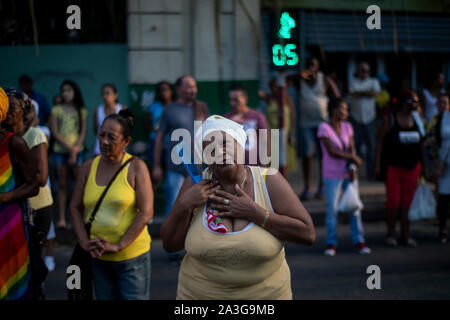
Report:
161,115,315,300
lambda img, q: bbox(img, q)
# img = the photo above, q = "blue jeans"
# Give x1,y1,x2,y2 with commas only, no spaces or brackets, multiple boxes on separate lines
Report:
350,119,376,178
298,127,322,158
164,170,186,217
323,178,365,246
91,251,151,300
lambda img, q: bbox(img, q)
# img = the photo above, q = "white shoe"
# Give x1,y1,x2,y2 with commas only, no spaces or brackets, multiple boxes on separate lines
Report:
44,256,55,272
324,245,336,256
354,243,372,255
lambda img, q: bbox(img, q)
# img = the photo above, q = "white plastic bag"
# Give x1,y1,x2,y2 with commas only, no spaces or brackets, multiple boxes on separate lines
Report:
408,181,437,221
337,181,364,213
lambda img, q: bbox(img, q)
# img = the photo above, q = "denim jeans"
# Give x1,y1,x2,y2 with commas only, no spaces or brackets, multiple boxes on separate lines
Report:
91,251,151,300
323,178,365,246
164,170,186,217
350,119,376,178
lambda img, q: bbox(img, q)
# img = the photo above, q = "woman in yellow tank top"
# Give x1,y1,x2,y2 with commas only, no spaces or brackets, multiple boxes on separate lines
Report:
161,115,315,300
70,110,153,300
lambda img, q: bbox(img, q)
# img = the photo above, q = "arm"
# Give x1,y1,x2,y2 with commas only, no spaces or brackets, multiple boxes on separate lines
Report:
260,171,315,244
360,80,381,98
74,111,87,149
69,160,91,247
320,137,360,162
31,143,49,187
211,170,315,245
360,90,380,97
69,160,105,257
161,178,220,252
0,135,39,204
325,76,341,99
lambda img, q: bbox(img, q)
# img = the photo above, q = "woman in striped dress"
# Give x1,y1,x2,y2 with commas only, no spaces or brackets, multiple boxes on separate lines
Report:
0,88,39,300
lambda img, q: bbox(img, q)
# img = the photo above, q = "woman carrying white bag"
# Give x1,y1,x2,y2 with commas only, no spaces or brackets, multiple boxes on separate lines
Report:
317,98,371,256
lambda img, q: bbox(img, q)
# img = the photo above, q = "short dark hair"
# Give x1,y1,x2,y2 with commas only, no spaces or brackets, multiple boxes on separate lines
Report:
154,81,172,102
398,89,418,106
101,83,117,94
229,84,248,97
104,109,135,139
175,75,192,88
305,57,318,69
327,97,345,118
18,74,33,84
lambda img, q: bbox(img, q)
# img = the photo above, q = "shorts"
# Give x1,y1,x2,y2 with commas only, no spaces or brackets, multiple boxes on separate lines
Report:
53,151,85,166
298,126,322,158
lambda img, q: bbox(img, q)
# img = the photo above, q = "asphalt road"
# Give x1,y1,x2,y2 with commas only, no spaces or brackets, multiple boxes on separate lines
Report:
44,219,450,300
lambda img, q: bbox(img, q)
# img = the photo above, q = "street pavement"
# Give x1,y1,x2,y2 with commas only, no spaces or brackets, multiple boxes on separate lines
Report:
45,220,450,300
42,166,450,299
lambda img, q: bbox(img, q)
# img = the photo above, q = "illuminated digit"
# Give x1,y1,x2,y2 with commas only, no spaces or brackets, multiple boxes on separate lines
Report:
285,44,298,66
272,44,286,66
278,12,295,39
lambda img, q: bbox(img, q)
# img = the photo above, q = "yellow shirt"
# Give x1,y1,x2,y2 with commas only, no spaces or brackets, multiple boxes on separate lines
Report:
22,127,54,210
51,105,88,153
177,166,292,300
83,153,151,262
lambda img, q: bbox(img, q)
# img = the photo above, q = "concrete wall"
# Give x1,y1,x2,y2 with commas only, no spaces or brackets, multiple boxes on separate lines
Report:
128,0,260,83
0,44,128,154
127,0,261,143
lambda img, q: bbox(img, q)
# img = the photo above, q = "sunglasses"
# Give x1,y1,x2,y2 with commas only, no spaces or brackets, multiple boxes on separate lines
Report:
406,99,419,105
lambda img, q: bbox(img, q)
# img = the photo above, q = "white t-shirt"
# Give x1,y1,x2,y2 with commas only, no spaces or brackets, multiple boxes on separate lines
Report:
349,77,381,124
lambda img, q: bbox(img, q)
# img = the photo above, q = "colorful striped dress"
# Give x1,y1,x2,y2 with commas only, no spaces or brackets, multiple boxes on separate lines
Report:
0,132,31,300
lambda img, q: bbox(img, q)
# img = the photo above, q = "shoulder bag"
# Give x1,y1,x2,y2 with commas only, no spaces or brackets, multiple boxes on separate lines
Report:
67,156,134,300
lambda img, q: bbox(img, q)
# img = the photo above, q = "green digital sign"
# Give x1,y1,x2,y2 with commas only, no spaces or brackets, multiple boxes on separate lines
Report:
272,11,298,67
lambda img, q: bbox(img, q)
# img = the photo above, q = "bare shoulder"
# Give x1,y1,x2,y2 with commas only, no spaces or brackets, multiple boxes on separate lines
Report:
130,157,149,175
264,168,284,189
10,134,28,150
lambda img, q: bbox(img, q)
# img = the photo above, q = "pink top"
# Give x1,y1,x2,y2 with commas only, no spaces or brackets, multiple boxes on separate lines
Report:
317,121,354,179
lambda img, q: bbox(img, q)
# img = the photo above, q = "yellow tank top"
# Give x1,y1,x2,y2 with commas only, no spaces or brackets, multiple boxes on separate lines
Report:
177,166,292,300
83,153,151,262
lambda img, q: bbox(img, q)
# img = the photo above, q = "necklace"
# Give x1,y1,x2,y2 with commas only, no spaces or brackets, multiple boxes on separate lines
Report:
212,165,247,195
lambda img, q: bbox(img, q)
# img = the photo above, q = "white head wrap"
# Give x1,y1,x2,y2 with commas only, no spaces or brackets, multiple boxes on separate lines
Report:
194,115,247,161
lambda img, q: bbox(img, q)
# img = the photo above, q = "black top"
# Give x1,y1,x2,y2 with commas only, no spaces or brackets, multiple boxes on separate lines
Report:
385,113,422,170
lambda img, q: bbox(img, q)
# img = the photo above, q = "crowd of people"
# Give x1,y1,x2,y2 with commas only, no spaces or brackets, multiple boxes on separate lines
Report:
0,60,449,300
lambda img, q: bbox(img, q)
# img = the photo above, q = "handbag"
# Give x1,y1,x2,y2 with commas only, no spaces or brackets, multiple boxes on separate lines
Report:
67,156,134,300
426,148,449,181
